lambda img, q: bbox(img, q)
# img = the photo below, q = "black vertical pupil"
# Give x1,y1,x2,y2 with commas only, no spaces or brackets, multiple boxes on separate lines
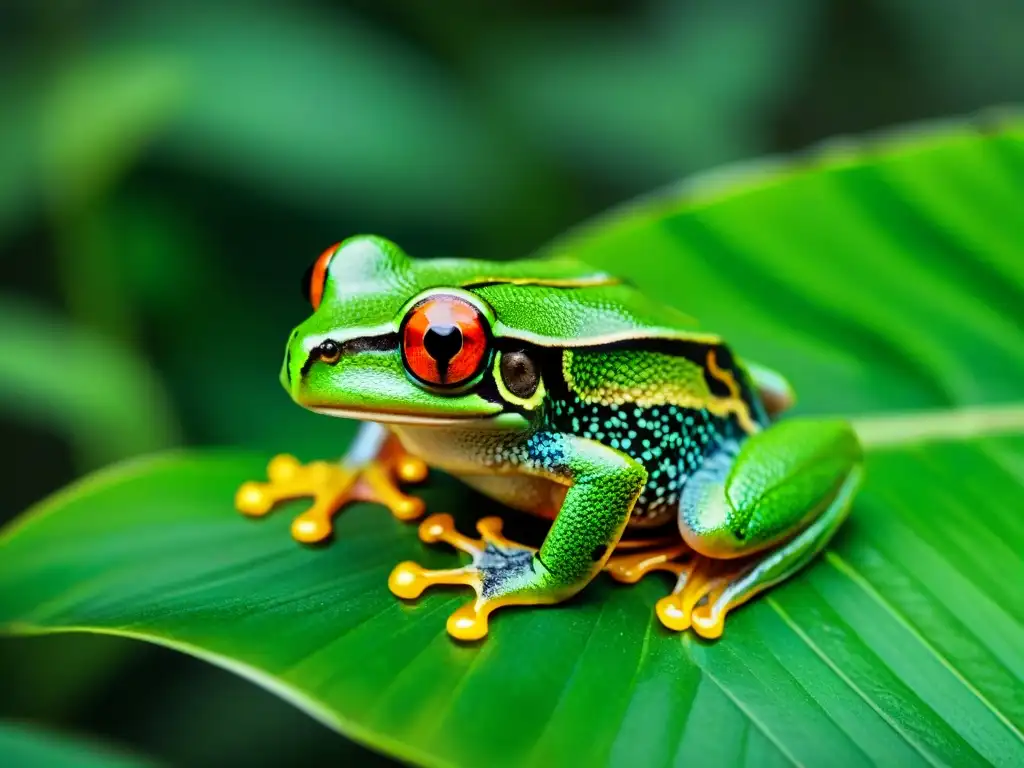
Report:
423,324,463,364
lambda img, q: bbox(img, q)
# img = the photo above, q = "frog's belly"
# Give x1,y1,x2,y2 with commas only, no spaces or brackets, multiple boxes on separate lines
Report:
390,423,526,475
391,423,677,528
391,424,565,518
455,473,565,521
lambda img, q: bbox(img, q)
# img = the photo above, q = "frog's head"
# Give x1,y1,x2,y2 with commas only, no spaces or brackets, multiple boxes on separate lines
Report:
283,236,553,428
282,235,706,429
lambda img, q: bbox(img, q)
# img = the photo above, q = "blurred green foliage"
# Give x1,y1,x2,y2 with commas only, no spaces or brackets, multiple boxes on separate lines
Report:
2,0,1022,765
0,719,151,767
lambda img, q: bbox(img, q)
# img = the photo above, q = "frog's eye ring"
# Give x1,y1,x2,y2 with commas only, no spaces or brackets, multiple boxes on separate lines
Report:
301,243,340,310
401,295,490,388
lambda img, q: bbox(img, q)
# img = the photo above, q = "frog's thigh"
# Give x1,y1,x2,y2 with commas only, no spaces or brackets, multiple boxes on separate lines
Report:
675,419,862,637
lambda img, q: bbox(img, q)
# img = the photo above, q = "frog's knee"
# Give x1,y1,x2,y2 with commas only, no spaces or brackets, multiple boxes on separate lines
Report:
679,421,861,559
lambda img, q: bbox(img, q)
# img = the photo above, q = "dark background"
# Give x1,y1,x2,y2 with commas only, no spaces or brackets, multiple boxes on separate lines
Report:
2,0,1022,764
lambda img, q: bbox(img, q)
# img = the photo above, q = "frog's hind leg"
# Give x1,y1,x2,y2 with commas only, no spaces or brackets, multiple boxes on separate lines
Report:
235,422,428,543
603,544,743,635
665,419,863,638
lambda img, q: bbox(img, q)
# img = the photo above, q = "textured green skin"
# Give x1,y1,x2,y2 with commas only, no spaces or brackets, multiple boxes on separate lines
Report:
726,419,861,550
511,433,647,597
281,234,712,416
544,347,757,527
680,419,862,556
287,235,863,614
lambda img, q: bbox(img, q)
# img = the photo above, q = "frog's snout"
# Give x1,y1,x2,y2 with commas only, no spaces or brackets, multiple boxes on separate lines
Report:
282,330,348,406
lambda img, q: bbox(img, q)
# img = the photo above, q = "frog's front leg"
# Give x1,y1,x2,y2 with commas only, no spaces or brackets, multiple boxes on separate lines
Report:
662,418,863,638
389,432,647,641
235,423,428,543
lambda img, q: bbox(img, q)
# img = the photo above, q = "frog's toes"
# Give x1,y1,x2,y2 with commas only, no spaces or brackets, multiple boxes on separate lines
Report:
654,557,748,638
604,544,736,636
234,447,426,544
388,514,486,600
236,454,303,515
388,514,543,641
236,454,352,542
393,453,429,484
604,544,690,584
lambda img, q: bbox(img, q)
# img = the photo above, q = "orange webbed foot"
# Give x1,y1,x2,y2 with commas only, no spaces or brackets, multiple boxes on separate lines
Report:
654,556,755,639
235,436,428,544
604,541,754,639
389,514,543,641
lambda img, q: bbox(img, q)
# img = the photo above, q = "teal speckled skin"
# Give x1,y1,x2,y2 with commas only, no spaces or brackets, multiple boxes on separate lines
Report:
262,235,863,641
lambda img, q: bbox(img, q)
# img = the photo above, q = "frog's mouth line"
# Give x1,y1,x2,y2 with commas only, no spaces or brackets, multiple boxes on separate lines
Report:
309,406,497,426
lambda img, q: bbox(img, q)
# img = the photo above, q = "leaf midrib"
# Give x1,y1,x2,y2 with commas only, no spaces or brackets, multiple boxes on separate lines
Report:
850,402,1024,449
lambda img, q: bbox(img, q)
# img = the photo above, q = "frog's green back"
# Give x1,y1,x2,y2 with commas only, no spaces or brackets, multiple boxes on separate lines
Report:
315,235,717,348
474,283,715,347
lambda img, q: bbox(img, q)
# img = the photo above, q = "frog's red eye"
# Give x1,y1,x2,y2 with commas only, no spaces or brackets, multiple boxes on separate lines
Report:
301,243,340,310
401,295,490,388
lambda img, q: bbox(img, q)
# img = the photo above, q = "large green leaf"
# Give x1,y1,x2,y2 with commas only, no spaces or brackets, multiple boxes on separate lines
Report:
2,114,1024,767
542,110,1024,415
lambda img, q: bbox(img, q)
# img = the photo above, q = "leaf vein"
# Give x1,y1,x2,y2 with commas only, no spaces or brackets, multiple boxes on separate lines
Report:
767,596,941,767
825,552,1024,744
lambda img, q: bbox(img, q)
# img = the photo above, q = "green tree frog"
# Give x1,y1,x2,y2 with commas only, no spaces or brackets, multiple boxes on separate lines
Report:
236,236,863,642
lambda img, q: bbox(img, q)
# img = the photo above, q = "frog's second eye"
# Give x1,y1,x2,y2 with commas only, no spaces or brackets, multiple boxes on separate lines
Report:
301,243,341,310
401,295,490,388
